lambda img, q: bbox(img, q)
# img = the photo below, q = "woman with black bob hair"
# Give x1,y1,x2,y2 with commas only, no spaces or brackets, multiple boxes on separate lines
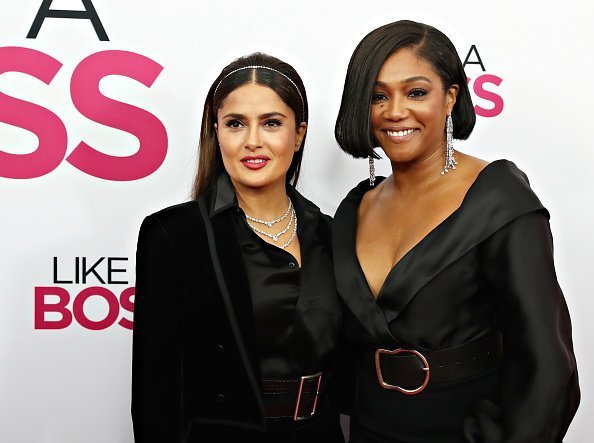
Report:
333,20,579,442
132,52,344,443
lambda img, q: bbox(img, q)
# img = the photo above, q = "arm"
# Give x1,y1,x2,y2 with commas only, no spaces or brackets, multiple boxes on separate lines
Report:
479,211,580,442
132,215,184,442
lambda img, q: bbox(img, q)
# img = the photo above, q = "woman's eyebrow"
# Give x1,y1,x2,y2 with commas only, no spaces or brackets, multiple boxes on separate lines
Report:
220,112,245,119
260,112,288,119
220,112,288,119
375,76,432,87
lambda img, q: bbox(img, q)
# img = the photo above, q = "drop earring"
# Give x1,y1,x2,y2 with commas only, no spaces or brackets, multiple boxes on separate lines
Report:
441,113,457,175
369,156,376,187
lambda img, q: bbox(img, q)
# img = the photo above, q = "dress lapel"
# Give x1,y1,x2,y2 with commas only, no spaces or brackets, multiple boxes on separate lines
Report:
334,161,548,341
378,160,547,324
333,176,397,345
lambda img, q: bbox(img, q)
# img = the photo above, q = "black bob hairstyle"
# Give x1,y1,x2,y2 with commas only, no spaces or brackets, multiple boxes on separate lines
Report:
335,20,476,159
192,52,308,199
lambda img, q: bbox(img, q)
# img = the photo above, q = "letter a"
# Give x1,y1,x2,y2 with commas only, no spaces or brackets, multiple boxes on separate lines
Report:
463,45,486,71
27,0,109,41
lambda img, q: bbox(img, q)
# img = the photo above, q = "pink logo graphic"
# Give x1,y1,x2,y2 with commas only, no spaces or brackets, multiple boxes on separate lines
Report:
0,47,168,180
463,45,504,118
468,74,504,118
35,286,135,330
0,47,67,178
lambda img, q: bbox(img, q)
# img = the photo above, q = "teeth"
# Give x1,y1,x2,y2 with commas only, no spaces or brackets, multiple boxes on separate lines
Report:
387,129,414,137
246,158,265,163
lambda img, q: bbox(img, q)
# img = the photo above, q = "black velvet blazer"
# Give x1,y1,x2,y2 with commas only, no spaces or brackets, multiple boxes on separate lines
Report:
131,181,340,442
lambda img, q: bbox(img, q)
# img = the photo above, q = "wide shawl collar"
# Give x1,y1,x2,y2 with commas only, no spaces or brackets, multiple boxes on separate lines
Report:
196,185,267,431
332,160,548,346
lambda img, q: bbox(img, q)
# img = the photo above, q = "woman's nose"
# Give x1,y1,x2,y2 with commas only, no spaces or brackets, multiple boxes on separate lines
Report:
386,97,407,121
244,125,262,150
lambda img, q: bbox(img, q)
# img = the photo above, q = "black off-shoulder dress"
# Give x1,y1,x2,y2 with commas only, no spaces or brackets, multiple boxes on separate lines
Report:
333,160,579,443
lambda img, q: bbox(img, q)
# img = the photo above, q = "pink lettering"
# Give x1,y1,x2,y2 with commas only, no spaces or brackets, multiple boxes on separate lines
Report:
473,74,504,118
0,47,67,179
67,50,168,180
34,286,73,329
72,286,120,330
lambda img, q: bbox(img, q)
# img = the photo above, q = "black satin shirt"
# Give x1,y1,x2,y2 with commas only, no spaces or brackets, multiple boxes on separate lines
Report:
210,174,342,380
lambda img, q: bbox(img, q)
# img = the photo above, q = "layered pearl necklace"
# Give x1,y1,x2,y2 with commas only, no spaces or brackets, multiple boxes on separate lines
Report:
244,197,297,249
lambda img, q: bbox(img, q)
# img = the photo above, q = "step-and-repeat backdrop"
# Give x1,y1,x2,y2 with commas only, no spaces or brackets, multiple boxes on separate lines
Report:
1,1,591,441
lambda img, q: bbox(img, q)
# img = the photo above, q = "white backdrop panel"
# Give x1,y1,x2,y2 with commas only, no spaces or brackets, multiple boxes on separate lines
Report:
0,0,591,442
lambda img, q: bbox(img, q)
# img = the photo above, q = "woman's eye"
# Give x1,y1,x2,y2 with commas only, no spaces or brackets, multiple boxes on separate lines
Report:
408,88,427,98
264,119,282,128
225,119,243,128
372,92,387,102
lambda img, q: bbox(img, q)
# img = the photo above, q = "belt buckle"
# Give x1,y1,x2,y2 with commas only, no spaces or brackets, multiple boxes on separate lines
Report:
375,348,430,395
293,371,322,421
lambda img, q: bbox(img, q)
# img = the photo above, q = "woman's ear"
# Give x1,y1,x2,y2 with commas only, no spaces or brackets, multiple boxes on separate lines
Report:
295,122,307,151
446,85,459,114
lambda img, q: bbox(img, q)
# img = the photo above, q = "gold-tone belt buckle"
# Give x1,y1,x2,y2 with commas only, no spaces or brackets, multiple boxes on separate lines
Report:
293,372,322,421
375,348,430,395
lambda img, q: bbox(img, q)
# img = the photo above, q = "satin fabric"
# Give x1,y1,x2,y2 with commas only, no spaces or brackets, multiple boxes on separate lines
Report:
333,160,579,442
213,173,343,379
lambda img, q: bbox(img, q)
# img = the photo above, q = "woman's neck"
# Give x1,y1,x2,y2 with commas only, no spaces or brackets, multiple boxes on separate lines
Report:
233,179,289,220
388,145,447,193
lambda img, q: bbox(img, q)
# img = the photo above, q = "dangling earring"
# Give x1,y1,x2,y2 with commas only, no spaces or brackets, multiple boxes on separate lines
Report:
441,113,457,175
369,156,376,187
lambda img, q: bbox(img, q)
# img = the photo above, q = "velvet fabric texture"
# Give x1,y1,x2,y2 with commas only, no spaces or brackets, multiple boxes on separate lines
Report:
333,160,579,442
132,178,343,443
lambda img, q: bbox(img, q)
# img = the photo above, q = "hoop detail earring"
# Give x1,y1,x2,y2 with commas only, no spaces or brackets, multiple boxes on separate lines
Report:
369,156,376,187
441,113,457,175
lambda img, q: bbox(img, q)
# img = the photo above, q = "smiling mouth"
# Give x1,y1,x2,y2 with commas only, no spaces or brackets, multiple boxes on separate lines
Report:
386,128,415,137
241,156,270,170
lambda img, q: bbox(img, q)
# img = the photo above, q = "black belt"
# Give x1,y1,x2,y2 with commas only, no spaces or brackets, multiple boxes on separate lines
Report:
370,331,502,395
261,372,323,421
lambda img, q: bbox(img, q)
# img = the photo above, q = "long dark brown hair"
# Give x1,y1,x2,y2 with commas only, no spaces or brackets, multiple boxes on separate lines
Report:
191,52,309,199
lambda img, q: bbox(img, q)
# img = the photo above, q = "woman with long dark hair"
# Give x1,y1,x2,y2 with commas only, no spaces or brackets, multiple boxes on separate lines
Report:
132,52,344,443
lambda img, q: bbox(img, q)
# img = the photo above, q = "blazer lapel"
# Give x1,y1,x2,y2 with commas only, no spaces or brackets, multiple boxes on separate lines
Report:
198,192,265,428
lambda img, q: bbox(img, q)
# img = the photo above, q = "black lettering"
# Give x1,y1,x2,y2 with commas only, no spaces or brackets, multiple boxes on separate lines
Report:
27,0,109,41
53,257,73,284
463,45,485,71
108,257,129,284
75,256,80,284
82,257,106,284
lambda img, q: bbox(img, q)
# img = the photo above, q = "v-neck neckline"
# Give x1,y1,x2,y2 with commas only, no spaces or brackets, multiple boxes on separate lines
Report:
332,159,546,343
355,161,497,302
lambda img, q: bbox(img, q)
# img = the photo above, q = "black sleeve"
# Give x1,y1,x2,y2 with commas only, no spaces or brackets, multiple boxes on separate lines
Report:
131,215,184,442
474,211,580,442
321,212,356,415
327,303,357,416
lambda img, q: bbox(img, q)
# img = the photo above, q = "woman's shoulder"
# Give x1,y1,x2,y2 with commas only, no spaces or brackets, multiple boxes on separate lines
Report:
147,200,200,222
290,186,333,233
141,200,204,236
460,157,549,226
335,176,387,216
451,152,532,193
471,158,534,196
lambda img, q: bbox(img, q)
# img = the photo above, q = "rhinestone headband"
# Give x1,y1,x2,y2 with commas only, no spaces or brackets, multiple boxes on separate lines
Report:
213,65,306,122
